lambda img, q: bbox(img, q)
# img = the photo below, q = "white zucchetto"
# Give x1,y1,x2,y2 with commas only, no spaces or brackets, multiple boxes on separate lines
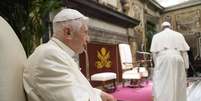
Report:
53,8,88,23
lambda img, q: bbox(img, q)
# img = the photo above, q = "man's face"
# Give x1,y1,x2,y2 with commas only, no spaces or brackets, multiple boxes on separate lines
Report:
71,24,89,54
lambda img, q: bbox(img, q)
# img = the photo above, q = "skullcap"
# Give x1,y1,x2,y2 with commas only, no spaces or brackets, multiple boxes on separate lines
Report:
53,8,88,23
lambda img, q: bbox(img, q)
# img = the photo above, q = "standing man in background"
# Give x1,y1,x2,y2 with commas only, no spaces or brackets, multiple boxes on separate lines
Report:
23,8,116,101
150,22,189,101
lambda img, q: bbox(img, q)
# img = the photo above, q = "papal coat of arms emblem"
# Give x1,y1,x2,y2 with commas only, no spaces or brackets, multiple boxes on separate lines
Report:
95,47,112,69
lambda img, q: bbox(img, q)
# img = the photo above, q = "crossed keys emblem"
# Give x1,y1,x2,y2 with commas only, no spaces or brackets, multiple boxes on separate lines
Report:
95,47,112,69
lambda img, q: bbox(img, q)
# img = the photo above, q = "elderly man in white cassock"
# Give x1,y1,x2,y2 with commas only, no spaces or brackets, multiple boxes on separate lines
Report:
150,22,190,101
23,8,116,101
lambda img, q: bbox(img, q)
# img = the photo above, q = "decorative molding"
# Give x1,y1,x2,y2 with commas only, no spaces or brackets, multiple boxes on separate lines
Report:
148,0,164,10
99,0,118,8
88,17,127,35
89,26,129,44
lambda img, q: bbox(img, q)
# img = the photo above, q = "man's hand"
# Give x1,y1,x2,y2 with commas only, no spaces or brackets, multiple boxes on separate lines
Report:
100,91,117,101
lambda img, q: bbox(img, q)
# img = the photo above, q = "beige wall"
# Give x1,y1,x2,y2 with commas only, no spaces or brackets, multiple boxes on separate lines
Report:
161,5,201,33
161,5,201,58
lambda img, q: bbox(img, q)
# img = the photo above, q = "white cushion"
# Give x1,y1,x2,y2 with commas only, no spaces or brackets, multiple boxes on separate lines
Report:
139,67,146,72
91,72,116,81
139,67,149,77
123,70,141,79
141,71,148,77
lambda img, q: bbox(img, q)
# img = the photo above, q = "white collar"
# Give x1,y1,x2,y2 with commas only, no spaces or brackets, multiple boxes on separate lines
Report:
50,37,75,57
164,28,170,30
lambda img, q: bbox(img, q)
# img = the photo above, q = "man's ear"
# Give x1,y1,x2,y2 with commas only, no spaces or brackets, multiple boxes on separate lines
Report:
63,27,72,39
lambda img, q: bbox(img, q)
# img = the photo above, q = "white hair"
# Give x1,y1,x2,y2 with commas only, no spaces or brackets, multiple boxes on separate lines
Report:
161,21,171,28
53,18,88,35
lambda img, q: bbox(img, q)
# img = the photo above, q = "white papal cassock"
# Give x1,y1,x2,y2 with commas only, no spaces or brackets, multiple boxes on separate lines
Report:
23,38,102,101
150,28,189,101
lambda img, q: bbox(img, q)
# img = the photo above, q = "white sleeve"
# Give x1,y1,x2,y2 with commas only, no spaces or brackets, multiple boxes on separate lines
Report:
152,52,158,66
31,51,91,101
181,51,189,69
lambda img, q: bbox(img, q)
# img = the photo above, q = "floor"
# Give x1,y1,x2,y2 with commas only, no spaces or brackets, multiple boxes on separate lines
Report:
111,81,152,101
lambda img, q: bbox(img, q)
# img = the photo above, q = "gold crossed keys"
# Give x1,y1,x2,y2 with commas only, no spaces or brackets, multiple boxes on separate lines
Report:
96,47,112,69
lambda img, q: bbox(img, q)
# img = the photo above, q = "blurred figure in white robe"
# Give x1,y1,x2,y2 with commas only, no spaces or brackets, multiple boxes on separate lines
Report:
150,21,189,101
187,80,201,101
